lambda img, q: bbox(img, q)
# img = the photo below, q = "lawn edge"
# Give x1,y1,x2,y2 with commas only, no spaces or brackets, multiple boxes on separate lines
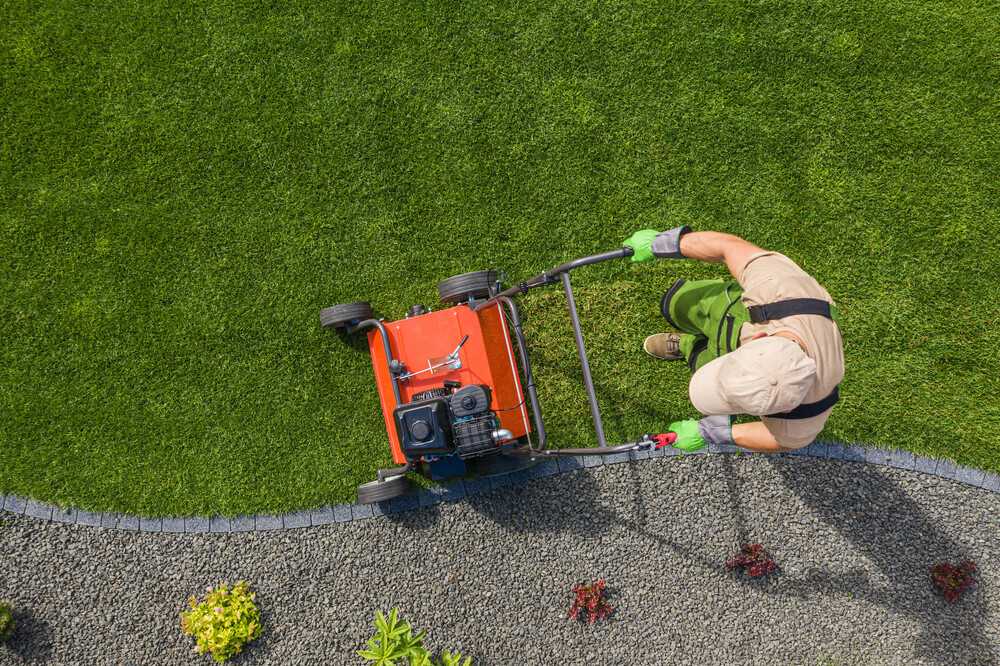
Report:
3,440,997,532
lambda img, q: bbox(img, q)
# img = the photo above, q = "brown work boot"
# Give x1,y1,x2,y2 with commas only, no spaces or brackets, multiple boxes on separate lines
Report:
643,333,684,361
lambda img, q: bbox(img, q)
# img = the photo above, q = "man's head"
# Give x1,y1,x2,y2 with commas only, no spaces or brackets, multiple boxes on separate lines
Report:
689,335,816,416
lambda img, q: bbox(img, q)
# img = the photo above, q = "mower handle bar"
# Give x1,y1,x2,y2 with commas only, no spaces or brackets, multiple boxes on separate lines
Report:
477,246,634,307
476,245,636,453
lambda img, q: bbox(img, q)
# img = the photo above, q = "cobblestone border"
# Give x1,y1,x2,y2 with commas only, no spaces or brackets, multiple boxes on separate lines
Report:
3,440,998,532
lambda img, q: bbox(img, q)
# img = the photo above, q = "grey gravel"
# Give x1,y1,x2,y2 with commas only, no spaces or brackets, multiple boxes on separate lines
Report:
0,456,998,666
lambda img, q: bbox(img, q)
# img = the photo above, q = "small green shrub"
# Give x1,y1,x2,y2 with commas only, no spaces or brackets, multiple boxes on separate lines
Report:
0,602,14,643
359,608,471,666
180,581,262,663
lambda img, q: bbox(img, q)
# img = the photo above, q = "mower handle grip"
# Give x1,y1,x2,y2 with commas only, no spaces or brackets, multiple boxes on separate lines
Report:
546,246,634,276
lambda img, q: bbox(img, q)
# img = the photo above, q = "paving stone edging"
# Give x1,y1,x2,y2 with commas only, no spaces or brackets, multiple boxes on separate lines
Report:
3,440,998,533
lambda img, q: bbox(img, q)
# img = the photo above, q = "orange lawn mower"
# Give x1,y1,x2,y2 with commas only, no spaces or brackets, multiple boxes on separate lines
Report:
320,247,677,504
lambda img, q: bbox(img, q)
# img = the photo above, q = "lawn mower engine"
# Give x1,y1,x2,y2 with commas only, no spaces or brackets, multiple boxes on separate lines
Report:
396,382,512,476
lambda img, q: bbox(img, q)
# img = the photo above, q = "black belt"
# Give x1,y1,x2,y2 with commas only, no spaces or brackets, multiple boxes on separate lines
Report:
750,297,840,419
767,386,839,420
748,298,834,323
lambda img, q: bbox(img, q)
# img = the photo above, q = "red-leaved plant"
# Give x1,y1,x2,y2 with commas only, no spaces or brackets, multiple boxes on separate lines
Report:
726,543,778,578
568,579,613,625
931,561,977,603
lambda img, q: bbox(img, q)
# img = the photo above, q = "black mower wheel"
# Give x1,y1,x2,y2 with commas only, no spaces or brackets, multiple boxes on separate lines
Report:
437,270,498,304
319,302,374,330
356,474,412,504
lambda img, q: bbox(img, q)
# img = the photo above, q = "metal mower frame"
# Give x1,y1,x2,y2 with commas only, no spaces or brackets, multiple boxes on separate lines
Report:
322,245,675,503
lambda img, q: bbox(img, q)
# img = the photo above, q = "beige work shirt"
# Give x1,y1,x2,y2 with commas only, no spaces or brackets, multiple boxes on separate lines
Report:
738,252,845,448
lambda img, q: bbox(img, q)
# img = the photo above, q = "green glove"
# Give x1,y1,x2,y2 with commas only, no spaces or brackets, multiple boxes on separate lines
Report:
667,415,734,453
667,419,705,452
622,229,659,263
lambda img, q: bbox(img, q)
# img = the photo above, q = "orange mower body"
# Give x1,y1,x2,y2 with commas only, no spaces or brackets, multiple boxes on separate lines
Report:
368,302,531,465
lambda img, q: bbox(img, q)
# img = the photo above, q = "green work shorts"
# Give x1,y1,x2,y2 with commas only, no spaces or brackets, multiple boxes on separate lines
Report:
660,278,749,372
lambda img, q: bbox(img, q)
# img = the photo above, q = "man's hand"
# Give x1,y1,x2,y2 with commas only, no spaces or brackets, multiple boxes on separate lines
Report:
667,419,705,451
623,229,659,262
667,415,733,452
623,226,691,262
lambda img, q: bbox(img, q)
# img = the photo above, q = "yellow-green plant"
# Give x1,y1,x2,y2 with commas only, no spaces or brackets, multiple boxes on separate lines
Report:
180,581,262,663
359,609,471,666
0,602,14,643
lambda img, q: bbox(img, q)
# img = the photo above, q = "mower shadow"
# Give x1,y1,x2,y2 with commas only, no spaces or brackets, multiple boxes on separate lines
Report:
462,461,723,573
462,468,613,539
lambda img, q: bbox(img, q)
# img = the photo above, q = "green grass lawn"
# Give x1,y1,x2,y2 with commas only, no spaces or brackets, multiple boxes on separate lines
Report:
2,1,998,516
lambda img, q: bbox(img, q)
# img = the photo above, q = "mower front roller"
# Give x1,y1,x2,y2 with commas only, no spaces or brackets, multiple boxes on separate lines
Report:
356,473,412,504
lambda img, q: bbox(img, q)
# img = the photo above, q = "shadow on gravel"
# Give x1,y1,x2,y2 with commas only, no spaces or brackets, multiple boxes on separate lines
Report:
382,505,442,531
463,470,614,538
5,608,54,664
770,458,991,665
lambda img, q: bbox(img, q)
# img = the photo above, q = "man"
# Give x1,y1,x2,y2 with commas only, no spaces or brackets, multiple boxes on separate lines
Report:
623,227,844,454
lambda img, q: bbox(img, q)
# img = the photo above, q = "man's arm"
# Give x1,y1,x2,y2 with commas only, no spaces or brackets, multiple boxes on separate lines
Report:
678,231,765,281
669,416,799,454
732,421,789,453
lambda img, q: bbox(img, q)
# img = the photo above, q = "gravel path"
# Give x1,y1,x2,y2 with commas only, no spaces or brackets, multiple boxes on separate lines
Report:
0,455,997,666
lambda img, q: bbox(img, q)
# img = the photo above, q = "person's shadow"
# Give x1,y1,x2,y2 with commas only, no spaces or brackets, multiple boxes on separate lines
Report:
461,451,994,665
760,456,993,665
